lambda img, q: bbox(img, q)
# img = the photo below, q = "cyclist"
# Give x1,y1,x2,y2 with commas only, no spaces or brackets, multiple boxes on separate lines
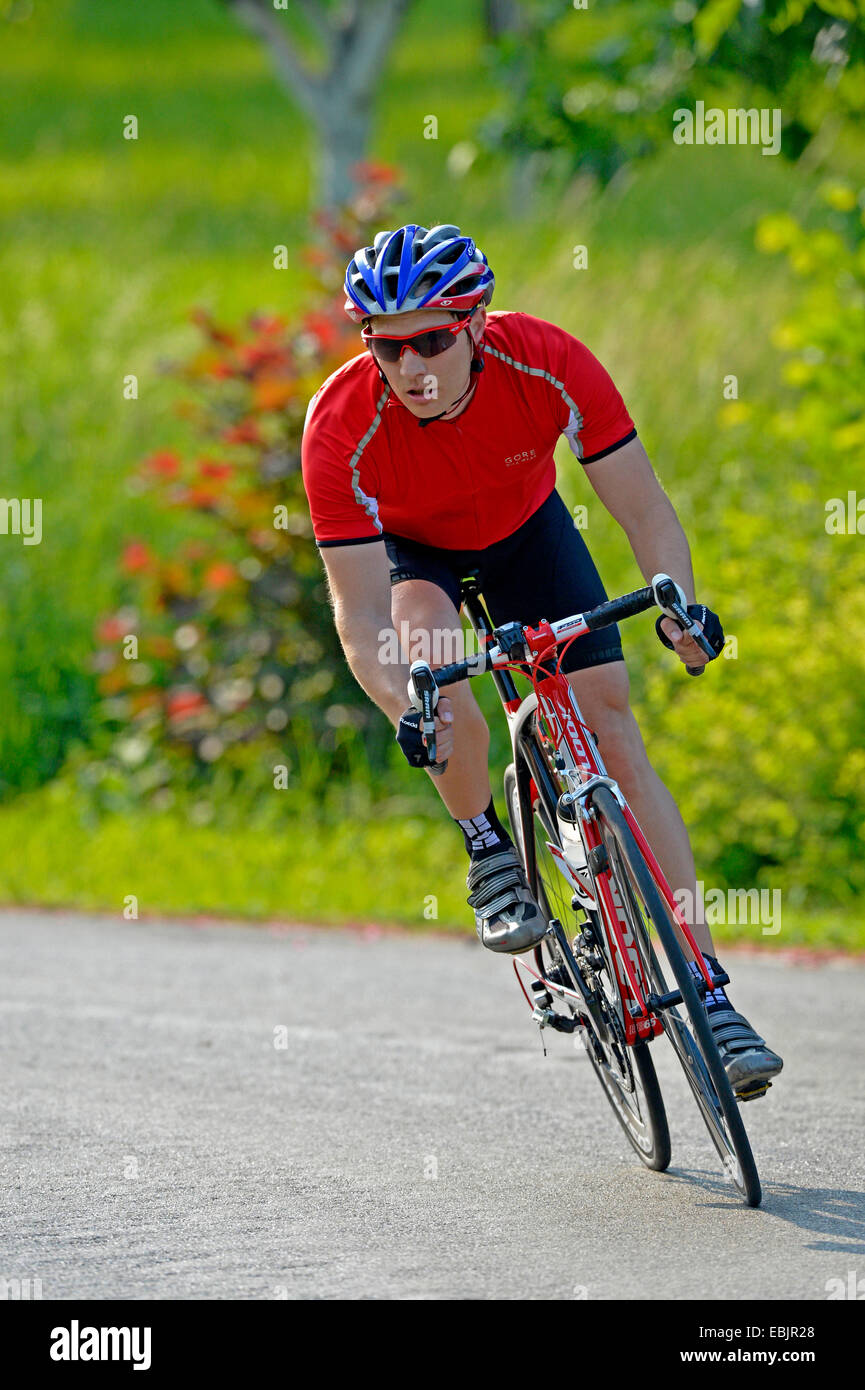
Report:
301,223,782,1100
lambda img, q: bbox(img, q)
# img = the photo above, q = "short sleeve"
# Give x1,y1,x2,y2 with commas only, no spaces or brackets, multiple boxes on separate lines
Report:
301,386,384,548
541,322,636,464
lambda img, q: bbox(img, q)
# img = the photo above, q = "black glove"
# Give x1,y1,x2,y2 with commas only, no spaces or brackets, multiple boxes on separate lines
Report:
396,708,434,768
655,603,725,658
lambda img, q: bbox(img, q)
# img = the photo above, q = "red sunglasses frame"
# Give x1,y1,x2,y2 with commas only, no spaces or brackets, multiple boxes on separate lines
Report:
359,314,475,361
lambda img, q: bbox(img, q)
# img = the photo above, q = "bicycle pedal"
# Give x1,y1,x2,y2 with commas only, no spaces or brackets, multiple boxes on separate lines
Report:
735,1080,772,1103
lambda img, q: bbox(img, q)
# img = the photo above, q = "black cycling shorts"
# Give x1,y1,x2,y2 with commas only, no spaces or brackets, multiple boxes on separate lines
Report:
383,488,624,674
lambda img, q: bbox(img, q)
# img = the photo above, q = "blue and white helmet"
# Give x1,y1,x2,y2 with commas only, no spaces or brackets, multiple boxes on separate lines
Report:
344,223,494,323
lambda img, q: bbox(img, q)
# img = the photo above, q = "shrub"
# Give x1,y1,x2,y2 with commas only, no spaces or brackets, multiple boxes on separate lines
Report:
85,166,403,815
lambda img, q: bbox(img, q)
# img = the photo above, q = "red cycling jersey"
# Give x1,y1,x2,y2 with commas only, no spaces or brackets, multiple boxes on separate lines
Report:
301,310,636,551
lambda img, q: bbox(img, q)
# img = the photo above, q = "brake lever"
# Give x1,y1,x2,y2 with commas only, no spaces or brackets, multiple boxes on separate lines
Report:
651,573,716,677
408,660,448,775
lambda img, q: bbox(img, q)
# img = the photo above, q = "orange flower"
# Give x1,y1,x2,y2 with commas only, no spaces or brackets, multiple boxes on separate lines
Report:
203,561,237,590
145,636,176,660
253,377,296,411
207,361,235,379
182,486,220,509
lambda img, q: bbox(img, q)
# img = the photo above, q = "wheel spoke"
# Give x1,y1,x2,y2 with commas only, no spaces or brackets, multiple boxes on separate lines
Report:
504,753,671,1173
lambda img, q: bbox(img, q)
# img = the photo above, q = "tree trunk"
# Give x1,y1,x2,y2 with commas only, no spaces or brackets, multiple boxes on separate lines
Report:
223,0,412,212
316,97,371,208
482,0,522,40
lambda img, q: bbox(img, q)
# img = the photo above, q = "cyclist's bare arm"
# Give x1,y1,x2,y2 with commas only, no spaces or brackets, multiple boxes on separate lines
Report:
582,436,696,604
319,541,453,758
319,541,413,725
582,435,714,666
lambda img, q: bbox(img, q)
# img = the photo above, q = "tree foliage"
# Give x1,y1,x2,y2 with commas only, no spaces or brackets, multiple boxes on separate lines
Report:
475,0,865,187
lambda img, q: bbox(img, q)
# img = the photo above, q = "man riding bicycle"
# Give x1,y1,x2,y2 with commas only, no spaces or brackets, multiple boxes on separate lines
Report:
301,222,782,1101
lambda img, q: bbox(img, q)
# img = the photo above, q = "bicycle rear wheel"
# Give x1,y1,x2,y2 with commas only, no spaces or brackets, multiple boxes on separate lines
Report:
589,784,762,1207
504,756,671,1173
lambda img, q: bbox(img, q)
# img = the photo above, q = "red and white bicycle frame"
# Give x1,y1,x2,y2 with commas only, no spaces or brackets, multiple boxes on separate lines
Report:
486,612,715,1048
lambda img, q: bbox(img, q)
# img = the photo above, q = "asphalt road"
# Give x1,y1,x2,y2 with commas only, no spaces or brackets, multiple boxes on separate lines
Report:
1,909,863,1300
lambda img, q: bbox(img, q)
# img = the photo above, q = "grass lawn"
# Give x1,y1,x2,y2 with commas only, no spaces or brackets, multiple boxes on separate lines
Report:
0,782,860,952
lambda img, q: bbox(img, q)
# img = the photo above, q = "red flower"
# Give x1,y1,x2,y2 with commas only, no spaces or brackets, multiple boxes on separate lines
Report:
249,313,286,335
144,451,181,478
238,342,292,373
351,160,398,184
121,540,154,574
302,312,340,352
96,614,126,643
166,689,208,723
189,309,235,347
222,420,262,445
198,459,233,481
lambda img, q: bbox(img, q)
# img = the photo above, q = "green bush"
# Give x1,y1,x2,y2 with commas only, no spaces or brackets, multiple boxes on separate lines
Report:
639,177,865,909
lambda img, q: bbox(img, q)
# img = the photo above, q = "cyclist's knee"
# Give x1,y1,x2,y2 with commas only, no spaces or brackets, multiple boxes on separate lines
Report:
390,580,468,668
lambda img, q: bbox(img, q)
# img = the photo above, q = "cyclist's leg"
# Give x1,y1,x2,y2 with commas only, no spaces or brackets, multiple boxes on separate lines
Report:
481,488,703,949
385,532,544,952
389,574,493,818
384,533,491,812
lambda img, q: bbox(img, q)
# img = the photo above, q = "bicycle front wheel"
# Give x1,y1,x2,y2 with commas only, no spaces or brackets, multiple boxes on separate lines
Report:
504,756,671,1174
589,784,762,1207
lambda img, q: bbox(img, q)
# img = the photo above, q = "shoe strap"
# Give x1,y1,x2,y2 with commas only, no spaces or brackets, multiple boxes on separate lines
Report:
709,1009,766,1052
467,868,524,911
466,850,528,914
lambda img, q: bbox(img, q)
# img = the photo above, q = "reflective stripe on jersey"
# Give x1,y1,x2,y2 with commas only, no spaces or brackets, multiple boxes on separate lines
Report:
347,385,389,533
301,310,636,550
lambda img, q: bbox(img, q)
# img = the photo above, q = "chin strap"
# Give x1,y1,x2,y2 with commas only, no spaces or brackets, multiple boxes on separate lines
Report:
417,353,484,429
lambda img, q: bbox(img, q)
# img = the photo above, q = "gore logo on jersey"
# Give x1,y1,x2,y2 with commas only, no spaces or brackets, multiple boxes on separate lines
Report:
504,448,537,467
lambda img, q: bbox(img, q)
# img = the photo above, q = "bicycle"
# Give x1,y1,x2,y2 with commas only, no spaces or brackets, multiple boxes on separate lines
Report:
408,572,763,1208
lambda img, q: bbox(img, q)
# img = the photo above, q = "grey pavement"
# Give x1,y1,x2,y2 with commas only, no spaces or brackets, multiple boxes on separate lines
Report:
1,910,863,1300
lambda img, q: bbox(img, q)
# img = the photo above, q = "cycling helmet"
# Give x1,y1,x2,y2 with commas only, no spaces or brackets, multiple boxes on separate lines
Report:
344,223,494,323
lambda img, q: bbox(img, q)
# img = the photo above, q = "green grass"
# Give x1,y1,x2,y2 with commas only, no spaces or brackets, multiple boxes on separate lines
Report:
0,781,860,950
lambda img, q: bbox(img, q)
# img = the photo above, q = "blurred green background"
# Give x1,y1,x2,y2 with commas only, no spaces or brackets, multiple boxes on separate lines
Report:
1,0,863,946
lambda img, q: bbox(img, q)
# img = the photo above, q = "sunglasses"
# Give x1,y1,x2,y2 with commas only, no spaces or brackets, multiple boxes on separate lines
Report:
360,314,474,363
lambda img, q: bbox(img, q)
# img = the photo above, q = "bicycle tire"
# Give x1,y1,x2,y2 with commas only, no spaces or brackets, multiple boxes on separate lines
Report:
504,757,671,1173
589,784,762,1207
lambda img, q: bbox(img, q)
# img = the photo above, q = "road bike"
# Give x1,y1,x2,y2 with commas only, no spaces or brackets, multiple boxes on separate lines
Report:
408,573,763,1208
